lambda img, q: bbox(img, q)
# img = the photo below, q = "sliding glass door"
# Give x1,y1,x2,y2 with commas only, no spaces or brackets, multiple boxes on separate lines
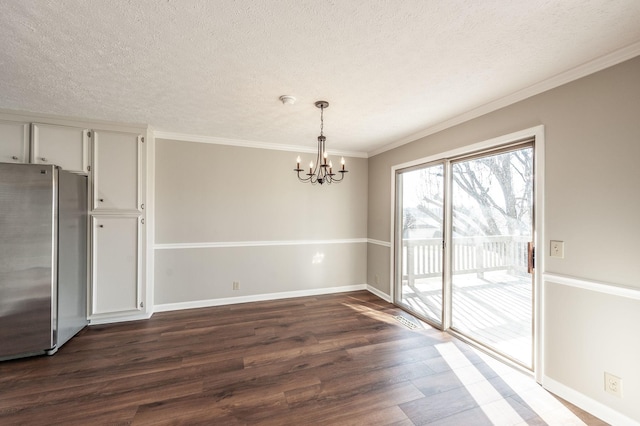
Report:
396,163,445,326
450,145,534,368
395,142,535,369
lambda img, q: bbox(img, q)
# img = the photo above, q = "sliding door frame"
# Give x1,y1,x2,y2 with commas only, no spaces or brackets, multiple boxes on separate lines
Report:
389,125,545,382
394,160,447,327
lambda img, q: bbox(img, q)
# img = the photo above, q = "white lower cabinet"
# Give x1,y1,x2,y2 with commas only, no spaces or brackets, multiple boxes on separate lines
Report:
91,215,142,316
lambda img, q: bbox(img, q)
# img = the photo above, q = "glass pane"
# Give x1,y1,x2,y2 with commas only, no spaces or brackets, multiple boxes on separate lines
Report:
451,146,534,367
398,164,444,325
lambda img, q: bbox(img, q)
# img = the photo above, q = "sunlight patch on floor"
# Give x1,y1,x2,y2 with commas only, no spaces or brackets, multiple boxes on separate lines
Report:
435,342,587,426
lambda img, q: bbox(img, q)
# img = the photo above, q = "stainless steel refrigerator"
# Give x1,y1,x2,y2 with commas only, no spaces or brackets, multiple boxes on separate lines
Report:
0,162,88,360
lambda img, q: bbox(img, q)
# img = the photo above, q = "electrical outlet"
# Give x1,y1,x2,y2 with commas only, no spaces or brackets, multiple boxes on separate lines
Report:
550,240,564,258
604,372,622,397
233,281,240,290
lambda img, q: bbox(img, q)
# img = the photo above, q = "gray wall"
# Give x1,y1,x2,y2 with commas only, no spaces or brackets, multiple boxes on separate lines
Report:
367,56,640,421
154,140,368,305
369,56,640,291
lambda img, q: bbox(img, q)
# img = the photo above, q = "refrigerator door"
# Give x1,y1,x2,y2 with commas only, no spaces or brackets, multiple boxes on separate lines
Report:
55,170,88,349
0,163,56,359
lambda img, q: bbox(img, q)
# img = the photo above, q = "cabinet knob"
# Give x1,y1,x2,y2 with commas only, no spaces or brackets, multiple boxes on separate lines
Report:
99,198,104,202
11,156,18,160
98,224,104,228
41,157,47,162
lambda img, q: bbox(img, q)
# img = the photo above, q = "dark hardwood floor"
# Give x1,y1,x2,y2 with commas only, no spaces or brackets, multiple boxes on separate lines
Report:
0,291,606,425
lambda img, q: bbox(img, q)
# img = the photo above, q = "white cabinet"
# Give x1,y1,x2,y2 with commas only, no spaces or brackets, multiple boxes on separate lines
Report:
91,216,141,315
31,123,89,174
0,120,29,163
91,130,142,212
88,128,147,322
0,111,150,324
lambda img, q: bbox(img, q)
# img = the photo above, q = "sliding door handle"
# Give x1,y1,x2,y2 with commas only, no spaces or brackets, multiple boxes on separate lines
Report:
527,242,535,274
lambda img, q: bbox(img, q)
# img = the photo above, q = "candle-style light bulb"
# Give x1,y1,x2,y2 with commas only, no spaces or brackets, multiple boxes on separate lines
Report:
323,151,328,164
309,161,313,174
296,156,301,169
329,160,333,174
341,157,345,170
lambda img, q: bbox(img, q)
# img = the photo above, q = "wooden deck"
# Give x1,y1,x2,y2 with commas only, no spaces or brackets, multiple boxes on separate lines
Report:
401,271,533,366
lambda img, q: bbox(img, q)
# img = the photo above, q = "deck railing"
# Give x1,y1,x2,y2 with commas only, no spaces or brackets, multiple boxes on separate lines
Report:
402,235,530,283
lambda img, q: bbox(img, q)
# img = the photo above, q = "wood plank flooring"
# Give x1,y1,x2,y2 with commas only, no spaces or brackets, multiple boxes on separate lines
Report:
0,291,606,425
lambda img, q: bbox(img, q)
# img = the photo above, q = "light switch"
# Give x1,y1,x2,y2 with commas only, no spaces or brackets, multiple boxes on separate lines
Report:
550,240,564,258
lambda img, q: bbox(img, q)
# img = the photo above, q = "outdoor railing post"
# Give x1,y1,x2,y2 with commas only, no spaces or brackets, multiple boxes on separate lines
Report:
476,237,484,279
406,240,415,287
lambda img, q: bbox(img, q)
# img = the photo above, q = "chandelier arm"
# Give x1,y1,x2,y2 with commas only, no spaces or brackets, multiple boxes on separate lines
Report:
297,170,311,182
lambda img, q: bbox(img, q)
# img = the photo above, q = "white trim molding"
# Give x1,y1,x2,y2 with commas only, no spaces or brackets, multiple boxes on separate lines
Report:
367,238,392,248
88,312,153,326
543,376,640,426
153,130,368,159
369,41,640,157
155,238,368,250
154,284,368,312
543,273,640,301
366,285,392,303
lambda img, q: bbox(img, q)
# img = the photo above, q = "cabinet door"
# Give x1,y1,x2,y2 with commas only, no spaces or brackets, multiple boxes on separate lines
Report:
31,123,88,173
92,130,141,212
0,120,29,163
91,216,141,315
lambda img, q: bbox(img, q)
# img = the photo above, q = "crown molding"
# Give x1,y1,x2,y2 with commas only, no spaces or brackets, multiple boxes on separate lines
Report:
153,130,369,158
0,108,148,133
368,41,640,157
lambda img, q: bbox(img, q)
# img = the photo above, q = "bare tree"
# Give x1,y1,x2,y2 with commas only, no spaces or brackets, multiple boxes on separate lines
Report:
413,148,533,237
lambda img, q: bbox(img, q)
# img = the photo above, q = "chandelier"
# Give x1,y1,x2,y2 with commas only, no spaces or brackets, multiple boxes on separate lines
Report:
294,101,348,185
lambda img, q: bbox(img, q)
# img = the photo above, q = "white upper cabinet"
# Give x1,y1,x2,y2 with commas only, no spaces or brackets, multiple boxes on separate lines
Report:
0,120,29,163
91,130,142,212
31,123,89,174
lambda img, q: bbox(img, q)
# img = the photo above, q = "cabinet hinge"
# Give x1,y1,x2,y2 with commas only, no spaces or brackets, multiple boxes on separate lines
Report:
140,302,144,308
87,165,91,172
141,136,145,143
87,131,92,137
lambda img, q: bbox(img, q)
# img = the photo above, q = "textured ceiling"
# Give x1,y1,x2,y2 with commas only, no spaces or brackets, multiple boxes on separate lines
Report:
1,1,640,155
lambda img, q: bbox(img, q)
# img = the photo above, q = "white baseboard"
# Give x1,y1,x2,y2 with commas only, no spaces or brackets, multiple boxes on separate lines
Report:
154,284,369,312
88,312,153,325
543,376,639,426
366,285,392,302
